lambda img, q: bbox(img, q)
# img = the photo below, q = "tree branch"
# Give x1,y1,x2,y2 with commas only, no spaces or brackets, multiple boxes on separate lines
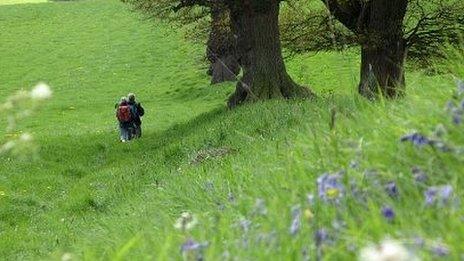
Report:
320,0,363,33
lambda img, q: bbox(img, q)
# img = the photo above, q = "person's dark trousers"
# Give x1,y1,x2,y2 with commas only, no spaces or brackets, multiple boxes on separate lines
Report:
134,124,142,138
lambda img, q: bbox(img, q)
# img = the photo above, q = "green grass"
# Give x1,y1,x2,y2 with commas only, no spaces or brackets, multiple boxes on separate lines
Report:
1,0,463,260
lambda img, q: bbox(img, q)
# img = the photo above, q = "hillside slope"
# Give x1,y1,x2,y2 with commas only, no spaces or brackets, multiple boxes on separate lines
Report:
0,0,463,260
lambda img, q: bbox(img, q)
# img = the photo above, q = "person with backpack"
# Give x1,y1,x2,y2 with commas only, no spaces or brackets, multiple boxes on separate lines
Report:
116,97,134,142
127,93,145,138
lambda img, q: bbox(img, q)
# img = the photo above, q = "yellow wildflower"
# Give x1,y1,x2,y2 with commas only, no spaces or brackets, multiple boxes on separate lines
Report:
326,188,340,199
304,208,314,221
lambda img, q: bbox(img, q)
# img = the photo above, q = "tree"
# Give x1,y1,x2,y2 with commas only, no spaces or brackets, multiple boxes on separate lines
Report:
321,0,408,99
320,0,464,99
123,0,239,84
206,3,240,84
225,0,314,107
126,0,315,107
281,0,464,69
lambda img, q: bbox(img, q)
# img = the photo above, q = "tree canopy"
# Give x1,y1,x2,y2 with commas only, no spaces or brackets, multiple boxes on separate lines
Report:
123,0,464,103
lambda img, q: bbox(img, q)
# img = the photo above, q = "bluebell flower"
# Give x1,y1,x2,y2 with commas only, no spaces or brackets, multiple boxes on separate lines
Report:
413,237,425,248
425,185,453,206
400,132,430,147
181,239,201,252
430,244,449,257
401,132,452,152
289,205,301,236
317,172,344,202
180,238,208,260
381,206,395,222
445,100,456,111
457,79,464,96
445,97,463,125
314,228,329,246
428,140,453,152
385,181,399,198
452,111,462,125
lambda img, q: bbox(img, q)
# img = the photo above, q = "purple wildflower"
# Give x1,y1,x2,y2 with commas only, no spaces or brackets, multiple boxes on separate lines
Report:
400,132,430,147
452,111,462,125
314,228,329,246
425,185,453,206
431,244,449,257
429,140,453,152
385,181,399,198
413,237,425,248
181,239,201,252
381,206,395,222
289,205,301,236
446,100,456,111
457,79,464,96
180,238,208,260
317,172,344,202
411,166,428,183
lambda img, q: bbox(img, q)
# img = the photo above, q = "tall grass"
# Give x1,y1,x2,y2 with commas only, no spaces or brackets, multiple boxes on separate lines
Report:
0,0,463,260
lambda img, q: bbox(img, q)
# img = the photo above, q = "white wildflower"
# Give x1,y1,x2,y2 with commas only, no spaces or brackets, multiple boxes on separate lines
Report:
30,82,52,100
61,252,73,261
19,133,33,142
174,212,197,231
359,239,418,261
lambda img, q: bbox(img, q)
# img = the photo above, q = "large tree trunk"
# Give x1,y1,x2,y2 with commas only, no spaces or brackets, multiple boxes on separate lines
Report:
227,0,314,108
358,0,408,99
206,5,240,84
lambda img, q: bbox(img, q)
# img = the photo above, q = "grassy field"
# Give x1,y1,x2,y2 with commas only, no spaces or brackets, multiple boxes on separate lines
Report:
0,0,463,260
